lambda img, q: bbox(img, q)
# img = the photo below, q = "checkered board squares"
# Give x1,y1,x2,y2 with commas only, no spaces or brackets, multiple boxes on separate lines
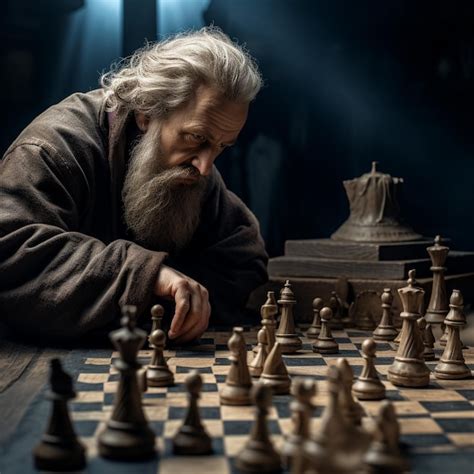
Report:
71,329,474,474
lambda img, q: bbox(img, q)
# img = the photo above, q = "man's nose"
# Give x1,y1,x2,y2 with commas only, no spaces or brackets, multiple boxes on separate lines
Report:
191,152,215,176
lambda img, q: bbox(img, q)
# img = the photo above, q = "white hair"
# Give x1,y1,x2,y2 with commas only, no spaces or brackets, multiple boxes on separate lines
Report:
101,26,263,117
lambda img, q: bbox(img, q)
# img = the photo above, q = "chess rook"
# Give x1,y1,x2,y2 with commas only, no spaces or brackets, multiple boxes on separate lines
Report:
276,280,302,353
33,358,86,472
373,288,398,341
306,297,323,339
98,306,156,460
388,270,430,387
425,236,449,325
434,290,471,380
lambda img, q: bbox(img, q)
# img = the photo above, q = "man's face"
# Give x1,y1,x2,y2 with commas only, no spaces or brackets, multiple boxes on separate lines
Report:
138,84,249,179
123,85,249,253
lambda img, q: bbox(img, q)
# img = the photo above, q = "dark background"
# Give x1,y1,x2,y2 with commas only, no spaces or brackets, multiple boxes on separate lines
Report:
1,0,473,257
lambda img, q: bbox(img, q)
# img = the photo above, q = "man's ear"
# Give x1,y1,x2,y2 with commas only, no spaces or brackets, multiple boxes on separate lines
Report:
135,112,150,132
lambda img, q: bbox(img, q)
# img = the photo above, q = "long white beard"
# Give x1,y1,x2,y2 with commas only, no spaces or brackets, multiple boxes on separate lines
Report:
122,120,207,254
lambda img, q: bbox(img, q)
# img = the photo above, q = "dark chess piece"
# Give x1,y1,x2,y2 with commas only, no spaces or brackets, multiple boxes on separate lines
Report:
220,327,253,405
147,305,174,387
425,235,450,325
352,338,386,400
417,317,436,361
312,307,339,354
336,276,352,327
33,358,86,472
373,288,398,341
249,326,269,377
337,358,364,426
235,384,282,473
260,342,291,395
388,270,430,387
434,290,471,379
306,297,323,339
281,378,316,469
328,291,344,329
172,371,213,455
276,280,303,353
98,305,156,460
364,400,408,474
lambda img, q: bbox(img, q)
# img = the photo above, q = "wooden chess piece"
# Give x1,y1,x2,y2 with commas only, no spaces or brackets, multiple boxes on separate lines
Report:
353,338,386,400
306,297,323,339
172,371,213,455
373,288,398,341
434,290,471,379
425,235,449,325
417,317,436,361
328,291,344,329
276,280,302,353
337,358,364,426
98,305,156,460
146,318,174,387
439,323,449,346
336,276,352,327
249,326,269,377
312,307,339,354
254,291,278,354
33,358,86,472
388,270,430,387
281,378,316,469
260,342,291,395
364,400,408,474
235,384,282,473
220,327,253,405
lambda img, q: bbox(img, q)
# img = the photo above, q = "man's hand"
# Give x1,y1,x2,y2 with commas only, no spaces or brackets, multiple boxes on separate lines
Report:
154,264,211,343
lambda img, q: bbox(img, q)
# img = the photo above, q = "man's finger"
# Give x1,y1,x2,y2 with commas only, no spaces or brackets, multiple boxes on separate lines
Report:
169,285,191,338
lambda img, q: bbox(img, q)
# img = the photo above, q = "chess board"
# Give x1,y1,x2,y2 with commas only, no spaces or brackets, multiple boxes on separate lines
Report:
3,329,474,474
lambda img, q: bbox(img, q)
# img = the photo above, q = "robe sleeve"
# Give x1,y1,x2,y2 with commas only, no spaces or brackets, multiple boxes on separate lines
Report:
0,142,166,342
170,167,269,326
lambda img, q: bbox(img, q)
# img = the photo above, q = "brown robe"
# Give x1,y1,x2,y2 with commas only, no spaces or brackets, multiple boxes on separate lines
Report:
0,90,268,342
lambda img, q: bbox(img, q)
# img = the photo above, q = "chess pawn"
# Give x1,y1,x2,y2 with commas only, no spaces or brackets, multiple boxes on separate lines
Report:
98,306,156,460
417,317,436,361
312,307,339,354
281,378,316,469
146,323,174,387
373,289,398,341
254,292,278,355
306,297,323,339
364,400,408,474
33,358,86,472
353,339,386,400
425,235,450,325
150,304,164,336
434,290,471,379
172,371,213,455
220,327,253,405
260,342,291,395
388,270,430,387
276,280,303,353
249,326,269,377
235,384,282,473
328,291,344,329
337,358,364,426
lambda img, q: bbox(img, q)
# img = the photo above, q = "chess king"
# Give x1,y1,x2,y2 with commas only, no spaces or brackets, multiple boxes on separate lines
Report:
0,27,268,344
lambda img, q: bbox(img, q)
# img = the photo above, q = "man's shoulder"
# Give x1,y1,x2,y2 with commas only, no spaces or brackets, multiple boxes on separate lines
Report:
4,89,107,160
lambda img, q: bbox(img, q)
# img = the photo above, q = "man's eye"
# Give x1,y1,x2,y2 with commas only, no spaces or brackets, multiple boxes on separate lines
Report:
190,133,206,142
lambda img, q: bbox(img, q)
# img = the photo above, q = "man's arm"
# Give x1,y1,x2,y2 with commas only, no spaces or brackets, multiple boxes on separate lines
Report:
0,143,165,342
171,167,269,327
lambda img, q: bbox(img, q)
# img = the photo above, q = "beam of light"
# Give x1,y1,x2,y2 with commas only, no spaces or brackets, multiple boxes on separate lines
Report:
48,0,122,101
157,0,211,38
